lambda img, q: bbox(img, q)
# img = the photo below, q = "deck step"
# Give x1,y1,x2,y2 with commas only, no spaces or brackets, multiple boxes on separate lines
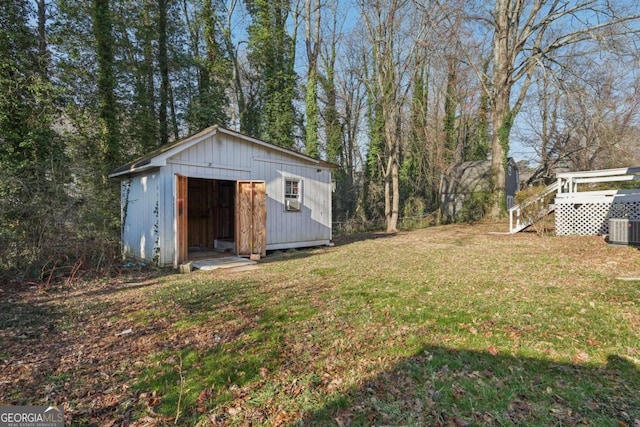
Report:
510,222,532,233
509,183,558,233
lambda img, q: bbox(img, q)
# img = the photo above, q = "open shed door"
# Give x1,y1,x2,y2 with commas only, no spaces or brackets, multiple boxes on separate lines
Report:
176,174,188,266
236,181,266,258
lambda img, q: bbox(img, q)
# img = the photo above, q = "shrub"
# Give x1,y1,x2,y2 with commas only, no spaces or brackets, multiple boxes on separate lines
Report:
458,191,490,223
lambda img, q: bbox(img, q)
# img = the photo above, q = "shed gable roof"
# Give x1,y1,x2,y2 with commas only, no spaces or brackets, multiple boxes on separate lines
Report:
109,125,337,178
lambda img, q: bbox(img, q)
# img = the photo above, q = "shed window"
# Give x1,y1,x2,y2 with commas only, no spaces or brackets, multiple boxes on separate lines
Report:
285,179,301,211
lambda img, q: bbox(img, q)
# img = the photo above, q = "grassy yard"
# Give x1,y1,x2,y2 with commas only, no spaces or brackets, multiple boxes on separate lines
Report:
1,222,640,426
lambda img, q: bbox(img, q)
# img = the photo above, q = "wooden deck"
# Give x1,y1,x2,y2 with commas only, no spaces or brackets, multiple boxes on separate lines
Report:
510,166,640,235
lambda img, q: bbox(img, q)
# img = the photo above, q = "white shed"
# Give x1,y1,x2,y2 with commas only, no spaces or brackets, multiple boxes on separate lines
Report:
109,125,336,267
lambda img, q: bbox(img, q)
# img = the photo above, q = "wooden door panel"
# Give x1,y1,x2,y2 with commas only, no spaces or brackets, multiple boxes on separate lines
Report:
176,174,188,265
252,182,266,256
236,181,252,256
236,181,266,257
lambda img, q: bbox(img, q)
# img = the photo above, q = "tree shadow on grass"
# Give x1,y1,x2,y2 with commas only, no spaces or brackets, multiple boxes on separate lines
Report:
258,232,400,266
0,296,61,336
304,345,640,426
0,294,64,404
332,231,400,247
71,274,170,299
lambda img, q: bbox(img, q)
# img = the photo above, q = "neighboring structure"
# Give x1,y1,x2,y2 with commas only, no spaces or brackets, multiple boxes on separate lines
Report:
440,158,519,221
109,125,336,267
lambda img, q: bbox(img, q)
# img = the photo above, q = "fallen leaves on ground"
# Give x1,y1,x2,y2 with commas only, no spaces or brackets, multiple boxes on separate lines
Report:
1,222,640,426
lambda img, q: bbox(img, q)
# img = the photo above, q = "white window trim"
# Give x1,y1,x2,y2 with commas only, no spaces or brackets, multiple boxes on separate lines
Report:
284,178,302,212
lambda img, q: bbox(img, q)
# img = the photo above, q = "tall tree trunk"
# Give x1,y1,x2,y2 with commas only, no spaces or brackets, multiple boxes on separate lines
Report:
382,108,400,232
305,68,319,156
390,148,400,231
218,0,246,132
360,0,409,233
92,0,119,177
489,0,512,218
489,93,511,217
158,0,169,145
323,24,341,164
120,0,157,152
444,54,459,164
245,0,297,147
142,0,157,148
169,82,179,139
304,0,320,157
37,0,48,72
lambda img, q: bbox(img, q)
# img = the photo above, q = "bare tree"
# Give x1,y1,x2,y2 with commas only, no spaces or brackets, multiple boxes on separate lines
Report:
206,0,249,132
479,0,640,216
521,55,640,183
317,0,363,220
518,68,567,185
359,0,431,232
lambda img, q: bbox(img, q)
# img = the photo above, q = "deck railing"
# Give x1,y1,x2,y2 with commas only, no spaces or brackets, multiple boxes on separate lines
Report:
555,166,640,195
510,166,640,234
509,181,558,233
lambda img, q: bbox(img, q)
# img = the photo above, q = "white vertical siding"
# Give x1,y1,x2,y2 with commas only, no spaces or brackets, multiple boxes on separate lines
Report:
252,157,332,248
158,167,174,266
121,172,161,263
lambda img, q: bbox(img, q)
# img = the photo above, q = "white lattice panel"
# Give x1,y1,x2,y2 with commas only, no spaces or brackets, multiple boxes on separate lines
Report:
556,199,640,235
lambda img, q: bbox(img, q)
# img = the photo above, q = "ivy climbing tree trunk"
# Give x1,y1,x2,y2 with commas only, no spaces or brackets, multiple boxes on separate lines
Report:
245,0,298,148
184,0,229,131
304,0,320,157
489,1,512,217
158,0,169,145
360,0,419,232
444,52,459,164
93,0,120,178
37,0,48,67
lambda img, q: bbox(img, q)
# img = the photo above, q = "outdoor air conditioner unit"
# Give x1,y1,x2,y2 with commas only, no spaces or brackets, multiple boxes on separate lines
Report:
608,218,640,245
285,199,301,211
